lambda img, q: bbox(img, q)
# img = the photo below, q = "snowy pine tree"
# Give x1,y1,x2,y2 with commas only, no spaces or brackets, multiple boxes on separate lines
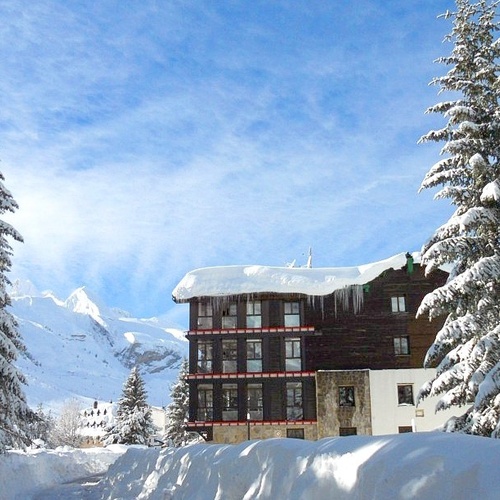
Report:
27,403,54,446
164,359,195,447
417,0,500,437
0,172,33,452
103,367,155,445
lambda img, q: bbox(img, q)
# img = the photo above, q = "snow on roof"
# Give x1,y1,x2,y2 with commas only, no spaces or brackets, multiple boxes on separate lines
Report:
172,252,418,302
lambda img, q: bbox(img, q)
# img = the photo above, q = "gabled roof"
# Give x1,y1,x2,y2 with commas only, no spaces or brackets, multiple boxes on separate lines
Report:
172,252,419,303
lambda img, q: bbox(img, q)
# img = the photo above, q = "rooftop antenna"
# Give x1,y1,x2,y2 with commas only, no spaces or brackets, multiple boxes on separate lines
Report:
306,247,312,268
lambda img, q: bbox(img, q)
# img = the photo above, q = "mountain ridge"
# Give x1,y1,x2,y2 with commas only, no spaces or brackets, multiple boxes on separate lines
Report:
10,280,188,411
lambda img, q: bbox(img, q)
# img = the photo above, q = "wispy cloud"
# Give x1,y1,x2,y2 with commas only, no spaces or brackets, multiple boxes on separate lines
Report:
1,0,455,319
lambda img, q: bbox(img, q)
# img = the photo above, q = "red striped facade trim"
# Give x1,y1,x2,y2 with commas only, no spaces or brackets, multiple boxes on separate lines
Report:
187,420,317,428
187,371,316,380
186,326,316,336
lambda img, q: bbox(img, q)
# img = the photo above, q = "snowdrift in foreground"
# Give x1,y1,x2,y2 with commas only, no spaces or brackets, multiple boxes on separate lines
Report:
2,433,499,499
96,432,500,500
1,445,126,500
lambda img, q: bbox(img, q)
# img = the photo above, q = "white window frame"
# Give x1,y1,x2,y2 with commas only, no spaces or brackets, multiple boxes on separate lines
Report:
285,338,302,371
246,300,262,328
391,296,406,313
284,301,300,327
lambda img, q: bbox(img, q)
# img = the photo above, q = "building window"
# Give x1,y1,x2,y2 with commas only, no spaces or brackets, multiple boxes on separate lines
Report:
246,340,262,372
197,384,213,421
197,340,213,373
286,382,303,420
391,296,406,313
285,338,302,371
394,336,410,355
222,384,238,421
222,303,237,329
247,383,263,420
339,386,355,407
284,301,300,327
287,428,304,439
398,426,413,433
222,339,237,373
339,427,357,436
246,300,262,328
398,384,414,405
197,302,213,329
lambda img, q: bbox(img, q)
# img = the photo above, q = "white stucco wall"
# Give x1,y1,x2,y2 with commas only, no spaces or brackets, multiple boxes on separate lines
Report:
369,368,469,435
150,406,168,435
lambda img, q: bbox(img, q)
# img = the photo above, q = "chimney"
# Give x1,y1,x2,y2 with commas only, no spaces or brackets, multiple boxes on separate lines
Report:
405,252,414,275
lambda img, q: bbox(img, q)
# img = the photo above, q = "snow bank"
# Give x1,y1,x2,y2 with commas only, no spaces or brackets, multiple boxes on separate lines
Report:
0,445,126,500
3,433,499,499
95,432,500,500
172,252,416,301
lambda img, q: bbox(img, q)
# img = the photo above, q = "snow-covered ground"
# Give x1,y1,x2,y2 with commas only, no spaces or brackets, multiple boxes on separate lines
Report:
2,432,499,499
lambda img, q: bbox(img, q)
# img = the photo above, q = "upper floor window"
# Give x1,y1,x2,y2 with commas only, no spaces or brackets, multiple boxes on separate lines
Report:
339,386,355,407
391,296,406,313
222,339,237,373
284,301,300,327
394,336,410,355
285,338,302,371
246,300,262,328
247,383,263,420
222,303,237,329
246,339,262,372
197,384,213,421
398,384,414,405
197,340,213,373
197,302,213,329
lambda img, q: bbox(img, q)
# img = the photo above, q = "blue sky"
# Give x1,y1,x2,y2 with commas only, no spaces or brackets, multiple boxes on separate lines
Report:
1,0,455,327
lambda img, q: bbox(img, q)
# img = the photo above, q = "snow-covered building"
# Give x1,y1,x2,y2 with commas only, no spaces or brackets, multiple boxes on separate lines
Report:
172,252,462,443
80,400,116,447
79,401,167,447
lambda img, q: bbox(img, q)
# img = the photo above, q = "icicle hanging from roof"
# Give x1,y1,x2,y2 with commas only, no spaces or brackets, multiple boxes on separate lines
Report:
333,285,364,317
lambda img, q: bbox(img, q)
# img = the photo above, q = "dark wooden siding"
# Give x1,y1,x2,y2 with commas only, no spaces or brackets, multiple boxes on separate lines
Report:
185,261,447,428
267,379,284,420
303,264,447,371
302,378,317,420
268,337,282,372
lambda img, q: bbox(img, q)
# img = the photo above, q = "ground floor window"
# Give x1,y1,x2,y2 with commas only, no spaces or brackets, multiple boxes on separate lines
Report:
398,426,413,433
339,386,355,407
197,384,213,421
286,382,303,420
287,428,305,439
398,384,414,406
222,384,238,421
339,427,357,436
247,383,263,420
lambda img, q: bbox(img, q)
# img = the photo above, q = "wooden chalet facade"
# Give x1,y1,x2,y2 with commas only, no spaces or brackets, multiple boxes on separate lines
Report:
172,253,453,443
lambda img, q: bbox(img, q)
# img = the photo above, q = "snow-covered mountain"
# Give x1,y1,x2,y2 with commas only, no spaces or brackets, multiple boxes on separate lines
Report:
9,280,188,411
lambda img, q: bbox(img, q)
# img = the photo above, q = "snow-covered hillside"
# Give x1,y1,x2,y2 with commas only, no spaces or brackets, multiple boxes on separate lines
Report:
10,280,188,410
